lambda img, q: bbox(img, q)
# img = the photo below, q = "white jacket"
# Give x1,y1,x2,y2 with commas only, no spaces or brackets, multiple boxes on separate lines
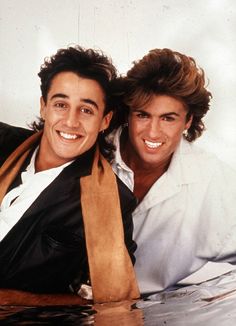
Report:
112,127,236,294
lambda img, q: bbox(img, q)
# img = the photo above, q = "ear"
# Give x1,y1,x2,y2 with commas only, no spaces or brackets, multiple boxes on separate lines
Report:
185,114,193,130
40,97,46,120
100,111,113,132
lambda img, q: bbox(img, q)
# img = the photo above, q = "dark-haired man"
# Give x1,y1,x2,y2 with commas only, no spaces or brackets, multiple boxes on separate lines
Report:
112,48,236,295
0,45,139,303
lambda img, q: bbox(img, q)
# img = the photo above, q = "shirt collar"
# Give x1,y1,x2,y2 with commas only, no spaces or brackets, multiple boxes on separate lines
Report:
113,128,199,186
167,137,200,185
22,146,74,182
112,126,133,173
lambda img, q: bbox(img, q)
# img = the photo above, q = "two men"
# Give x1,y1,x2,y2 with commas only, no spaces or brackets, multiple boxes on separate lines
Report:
112,48,236,294
0,45,139,303
2,45,236,299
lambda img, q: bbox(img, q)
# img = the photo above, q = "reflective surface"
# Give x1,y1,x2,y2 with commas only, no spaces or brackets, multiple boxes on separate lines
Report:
138,269,236,326
2,270,236,325
0,305,96,325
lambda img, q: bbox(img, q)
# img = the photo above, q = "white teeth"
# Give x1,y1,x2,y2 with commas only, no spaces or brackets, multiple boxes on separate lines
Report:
59,132,78,140
144,140,162,149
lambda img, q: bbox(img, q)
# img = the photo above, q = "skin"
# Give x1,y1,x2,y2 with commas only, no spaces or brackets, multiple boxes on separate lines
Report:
37,71,112,172
0,289,90,306
0,73,113,305
121,94,192,201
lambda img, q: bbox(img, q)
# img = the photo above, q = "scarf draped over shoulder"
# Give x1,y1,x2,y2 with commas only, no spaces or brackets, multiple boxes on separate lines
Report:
0,131,140,303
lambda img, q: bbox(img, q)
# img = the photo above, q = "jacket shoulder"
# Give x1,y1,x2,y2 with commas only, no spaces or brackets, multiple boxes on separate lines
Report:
0,122,34,166
116,176,137,264
116,176,137,214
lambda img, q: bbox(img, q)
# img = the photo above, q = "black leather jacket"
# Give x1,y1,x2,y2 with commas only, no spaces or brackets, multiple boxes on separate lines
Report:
0,122,137,293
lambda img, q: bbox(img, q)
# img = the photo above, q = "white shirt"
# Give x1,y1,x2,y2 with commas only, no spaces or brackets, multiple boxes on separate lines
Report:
0,147,73,242
112,127,236,294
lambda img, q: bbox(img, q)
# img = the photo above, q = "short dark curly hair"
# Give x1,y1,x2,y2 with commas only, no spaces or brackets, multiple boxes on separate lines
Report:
119,48,212,142
31,45,118,160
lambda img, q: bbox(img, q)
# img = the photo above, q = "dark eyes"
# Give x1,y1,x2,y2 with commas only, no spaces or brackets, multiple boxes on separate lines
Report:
162,116,175,122
134,112,175,122
135,112,149,118
80,107,93,115
53,103,94,115
55,102,67,109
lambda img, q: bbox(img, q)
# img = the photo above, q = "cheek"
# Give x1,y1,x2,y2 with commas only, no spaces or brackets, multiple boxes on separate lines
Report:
167,128,184,147
44,111,59,126
42,118,51,132
163,122,184,136
129,120,144,136
84,121,102,140
128,124,138,142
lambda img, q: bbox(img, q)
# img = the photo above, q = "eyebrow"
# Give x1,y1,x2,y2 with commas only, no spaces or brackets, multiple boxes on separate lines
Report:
49,93,99,110
132,109,149,114
160,112,180,117
50,93,68,100
81,98,99,110
132,109,180,117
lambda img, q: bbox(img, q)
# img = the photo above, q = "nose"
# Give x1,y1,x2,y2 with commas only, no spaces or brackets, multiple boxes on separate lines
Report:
148,118,162,138
65,109,80,128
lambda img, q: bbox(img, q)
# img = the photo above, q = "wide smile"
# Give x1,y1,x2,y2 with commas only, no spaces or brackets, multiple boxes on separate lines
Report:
58,131,82,140
144,139,163,149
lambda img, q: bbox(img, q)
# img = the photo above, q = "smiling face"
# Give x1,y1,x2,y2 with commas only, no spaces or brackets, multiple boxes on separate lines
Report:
37,71,112,171
125,94,192,171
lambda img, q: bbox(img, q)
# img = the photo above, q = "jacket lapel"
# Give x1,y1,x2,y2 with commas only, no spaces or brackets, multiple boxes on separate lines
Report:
21,147,95,220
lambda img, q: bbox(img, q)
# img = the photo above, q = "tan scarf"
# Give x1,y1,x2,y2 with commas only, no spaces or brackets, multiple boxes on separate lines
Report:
0,132,140,303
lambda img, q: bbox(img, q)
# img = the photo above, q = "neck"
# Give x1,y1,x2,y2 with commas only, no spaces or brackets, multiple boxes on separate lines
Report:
35,147,62,172
121,135,171,201
121,138,170,176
